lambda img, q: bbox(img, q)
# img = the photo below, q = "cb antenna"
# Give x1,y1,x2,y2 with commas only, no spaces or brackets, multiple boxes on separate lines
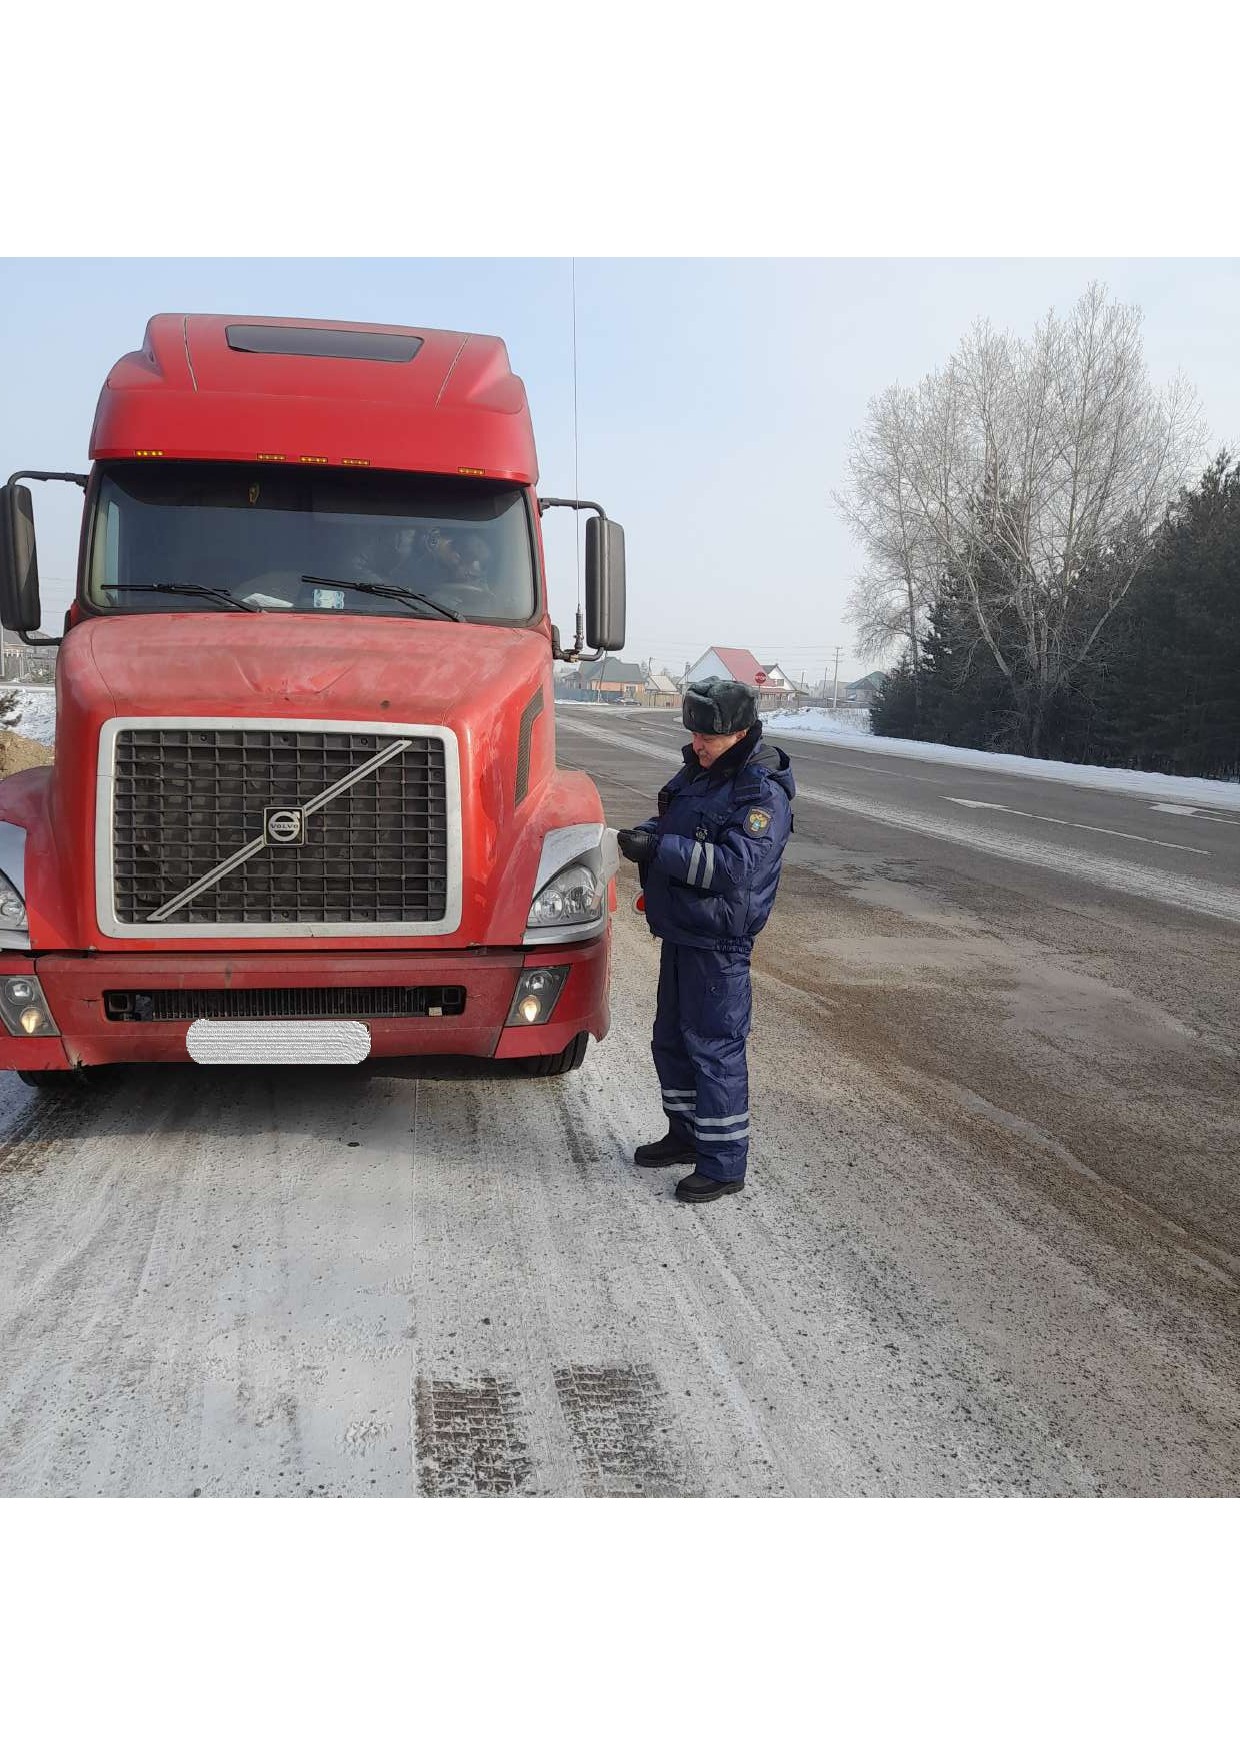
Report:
571,257,583,652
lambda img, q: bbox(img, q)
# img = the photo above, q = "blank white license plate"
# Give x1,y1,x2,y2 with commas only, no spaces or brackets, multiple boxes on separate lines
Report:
186,1019,371,1065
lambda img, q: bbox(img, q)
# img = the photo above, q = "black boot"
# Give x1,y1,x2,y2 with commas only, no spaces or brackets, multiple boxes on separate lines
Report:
634,1132,697,1168
675,1171,745,1203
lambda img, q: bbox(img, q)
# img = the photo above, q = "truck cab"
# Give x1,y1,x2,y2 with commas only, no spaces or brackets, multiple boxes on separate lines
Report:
0,314,625,1082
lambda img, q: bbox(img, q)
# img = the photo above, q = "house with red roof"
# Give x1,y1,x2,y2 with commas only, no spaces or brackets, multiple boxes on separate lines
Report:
684,647,798,709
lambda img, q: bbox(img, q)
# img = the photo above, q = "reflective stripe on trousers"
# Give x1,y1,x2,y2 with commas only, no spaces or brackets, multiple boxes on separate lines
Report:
651,940,752,1183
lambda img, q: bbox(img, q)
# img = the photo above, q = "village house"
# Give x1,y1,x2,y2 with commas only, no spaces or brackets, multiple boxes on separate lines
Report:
842,671,886,708
554,656,647,703
683,646,799,712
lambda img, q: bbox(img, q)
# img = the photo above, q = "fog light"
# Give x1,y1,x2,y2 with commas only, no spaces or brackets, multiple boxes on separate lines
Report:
506,965,570,1027
0,974,60,1037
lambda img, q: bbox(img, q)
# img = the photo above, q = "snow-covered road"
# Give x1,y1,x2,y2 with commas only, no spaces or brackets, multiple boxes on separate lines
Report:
1,703,1238,1496
2,881,1238,1496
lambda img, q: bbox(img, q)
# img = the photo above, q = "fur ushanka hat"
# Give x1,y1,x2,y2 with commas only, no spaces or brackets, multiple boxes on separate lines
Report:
682,677,759,735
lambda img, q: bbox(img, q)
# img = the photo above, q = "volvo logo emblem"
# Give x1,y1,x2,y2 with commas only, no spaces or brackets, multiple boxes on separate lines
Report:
265,808,305,845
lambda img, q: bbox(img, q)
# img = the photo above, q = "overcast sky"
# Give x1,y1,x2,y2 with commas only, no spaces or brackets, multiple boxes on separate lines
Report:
2,257,1237,687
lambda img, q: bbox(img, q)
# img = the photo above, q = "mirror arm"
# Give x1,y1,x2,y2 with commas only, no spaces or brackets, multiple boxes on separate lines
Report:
538,496,608,520
540,499,622,660
541,504,604,662
555,605,588,665
7,470,89,491
560,607,606,666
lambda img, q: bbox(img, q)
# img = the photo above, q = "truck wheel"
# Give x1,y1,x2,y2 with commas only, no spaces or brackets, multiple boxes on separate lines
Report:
524,1032,589,1077
16,1067,97,1091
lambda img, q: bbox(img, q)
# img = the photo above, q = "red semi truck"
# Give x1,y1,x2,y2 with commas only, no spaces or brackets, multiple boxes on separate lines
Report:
0,314,625,1086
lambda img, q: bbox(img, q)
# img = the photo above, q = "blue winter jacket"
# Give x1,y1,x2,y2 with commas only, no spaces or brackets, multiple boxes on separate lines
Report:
636,726,796,952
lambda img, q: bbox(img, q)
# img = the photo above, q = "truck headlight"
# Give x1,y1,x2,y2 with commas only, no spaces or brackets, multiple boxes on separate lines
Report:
506,965,570,1026
0,974,59,1037
0,870,27,929
526,863,603,931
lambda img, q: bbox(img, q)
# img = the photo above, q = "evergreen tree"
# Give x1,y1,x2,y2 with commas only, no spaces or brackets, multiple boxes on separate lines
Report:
874,455,1240,779
1091,454,1240,779
870,657,918,738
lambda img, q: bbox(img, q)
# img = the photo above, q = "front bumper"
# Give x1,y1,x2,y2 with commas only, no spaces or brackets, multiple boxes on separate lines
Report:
0,934,611,1069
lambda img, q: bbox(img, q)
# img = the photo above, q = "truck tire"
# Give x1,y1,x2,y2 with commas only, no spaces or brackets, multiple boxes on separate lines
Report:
15,1065,119,1092
524,1032,589,1077
16,1067,94,1091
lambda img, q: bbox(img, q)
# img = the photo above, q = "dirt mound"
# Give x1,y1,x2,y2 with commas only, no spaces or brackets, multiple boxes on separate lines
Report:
0,729,54,780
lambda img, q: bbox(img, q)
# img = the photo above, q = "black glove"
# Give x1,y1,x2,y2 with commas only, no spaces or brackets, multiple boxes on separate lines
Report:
617,828,657,863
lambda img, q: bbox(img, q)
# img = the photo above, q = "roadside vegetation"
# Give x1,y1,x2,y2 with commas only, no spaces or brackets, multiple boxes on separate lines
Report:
838,284,1240,780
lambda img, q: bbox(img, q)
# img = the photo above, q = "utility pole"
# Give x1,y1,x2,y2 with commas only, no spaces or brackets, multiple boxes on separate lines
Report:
830,645,843,709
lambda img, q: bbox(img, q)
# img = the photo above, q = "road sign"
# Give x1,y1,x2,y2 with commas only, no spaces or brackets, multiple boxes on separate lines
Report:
755,670,767,685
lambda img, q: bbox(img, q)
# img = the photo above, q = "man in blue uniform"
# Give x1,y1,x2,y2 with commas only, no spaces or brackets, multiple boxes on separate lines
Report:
616,678,795,1203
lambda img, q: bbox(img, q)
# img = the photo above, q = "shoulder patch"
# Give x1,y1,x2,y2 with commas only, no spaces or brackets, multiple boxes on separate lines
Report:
745,808,772,837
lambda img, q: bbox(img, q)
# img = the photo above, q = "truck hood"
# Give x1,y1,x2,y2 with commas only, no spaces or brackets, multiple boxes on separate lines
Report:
68,610,538,723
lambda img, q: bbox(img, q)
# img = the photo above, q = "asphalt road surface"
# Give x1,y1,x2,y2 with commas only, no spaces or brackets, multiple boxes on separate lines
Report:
1,709,1237,1496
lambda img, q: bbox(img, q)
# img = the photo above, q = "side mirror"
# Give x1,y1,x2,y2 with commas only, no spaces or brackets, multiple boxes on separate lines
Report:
0,485,43,634
585,516,626,651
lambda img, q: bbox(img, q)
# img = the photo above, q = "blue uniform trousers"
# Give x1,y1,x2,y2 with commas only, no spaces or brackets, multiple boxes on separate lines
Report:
651,941,752,1184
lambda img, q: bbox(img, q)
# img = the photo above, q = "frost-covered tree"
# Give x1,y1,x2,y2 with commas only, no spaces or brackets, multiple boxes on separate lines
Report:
837,283,1205,753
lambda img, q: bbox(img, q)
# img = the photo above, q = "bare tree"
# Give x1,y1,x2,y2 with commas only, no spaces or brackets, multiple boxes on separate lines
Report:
837,284,1206,752
837,383,941,681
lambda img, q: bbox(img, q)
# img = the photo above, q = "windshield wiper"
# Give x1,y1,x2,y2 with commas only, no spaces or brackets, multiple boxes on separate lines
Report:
300,575,464,622
115,582,262,613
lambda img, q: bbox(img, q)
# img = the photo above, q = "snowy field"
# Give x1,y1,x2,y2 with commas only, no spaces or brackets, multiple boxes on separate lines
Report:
5,685,55,745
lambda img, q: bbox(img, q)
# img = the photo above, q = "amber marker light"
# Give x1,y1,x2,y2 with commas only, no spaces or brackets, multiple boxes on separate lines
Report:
299,455,329,465
134,449,164,457
256,452,285,462
457,466,486,476
340,458,371,467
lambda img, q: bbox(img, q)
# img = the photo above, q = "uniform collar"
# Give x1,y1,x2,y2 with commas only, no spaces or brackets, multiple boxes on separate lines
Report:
681,722,764,780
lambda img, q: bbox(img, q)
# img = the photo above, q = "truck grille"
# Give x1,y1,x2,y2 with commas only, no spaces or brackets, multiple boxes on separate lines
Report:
111,727,450,927
103,985,467,1022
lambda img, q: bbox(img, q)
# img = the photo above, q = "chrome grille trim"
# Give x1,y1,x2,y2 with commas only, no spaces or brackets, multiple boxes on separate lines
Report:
95,717,463,940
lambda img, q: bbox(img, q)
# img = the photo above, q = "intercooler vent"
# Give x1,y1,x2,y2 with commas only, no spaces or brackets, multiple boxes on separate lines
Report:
103,986,467,1023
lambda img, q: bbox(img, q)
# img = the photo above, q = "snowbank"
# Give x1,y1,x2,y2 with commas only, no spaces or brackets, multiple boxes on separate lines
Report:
5,685,56,746
764,710,1240,810
765,708,873,738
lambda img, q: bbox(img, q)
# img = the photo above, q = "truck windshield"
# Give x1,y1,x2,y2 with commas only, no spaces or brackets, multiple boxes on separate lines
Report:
85,461,538,623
